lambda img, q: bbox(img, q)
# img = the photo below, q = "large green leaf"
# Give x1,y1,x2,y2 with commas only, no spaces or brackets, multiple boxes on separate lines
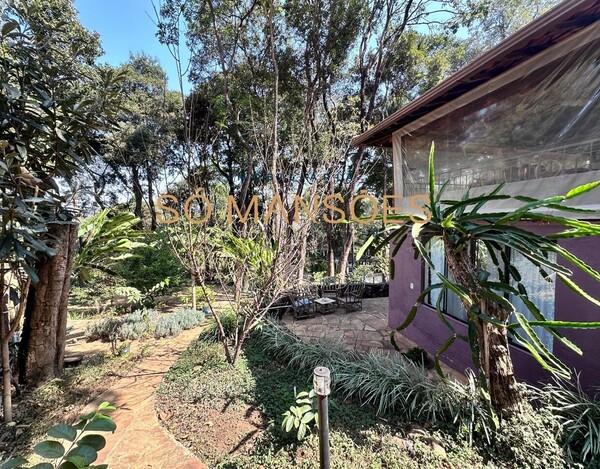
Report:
47,423,77,442
34,440,65,459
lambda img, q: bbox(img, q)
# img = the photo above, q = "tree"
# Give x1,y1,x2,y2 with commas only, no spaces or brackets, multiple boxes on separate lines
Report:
0,0,122,402
98,54,180,230
361,145,600,415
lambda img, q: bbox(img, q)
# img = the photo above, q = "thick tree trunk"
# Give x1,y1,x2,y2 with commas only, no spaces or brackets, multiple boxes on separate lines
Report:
442,236,520,415
337,225,353,282
19,223,78,386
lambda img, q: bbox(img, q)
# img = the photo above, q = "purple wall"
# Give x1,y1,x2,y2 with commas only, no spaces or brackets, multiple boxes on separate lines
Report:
389,222,600,390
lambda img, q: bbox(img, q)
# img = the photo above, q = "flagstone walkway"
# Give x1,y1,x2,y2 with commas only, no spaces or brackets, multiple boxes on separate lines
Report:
77,327,208,469
282,297,463,380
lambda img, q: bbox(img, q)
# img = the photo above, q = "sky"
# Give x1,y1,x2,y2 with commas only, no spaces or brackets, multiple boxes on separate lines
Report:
75,0,192,93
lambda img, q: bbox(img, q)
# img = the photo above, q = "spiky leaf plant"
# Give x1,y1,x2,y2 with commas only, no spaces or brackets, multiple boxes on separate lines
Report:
360,143,600,415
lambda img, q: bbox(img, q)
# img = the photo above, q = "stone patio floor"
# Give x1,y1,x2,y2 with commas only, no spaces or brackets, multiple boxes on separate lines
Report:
282,297,463,380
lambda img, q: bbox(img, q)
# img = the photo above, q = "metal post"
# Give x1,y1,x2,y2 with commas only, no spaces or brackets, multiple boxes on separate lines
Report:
317,393,330,469
313,366,331,469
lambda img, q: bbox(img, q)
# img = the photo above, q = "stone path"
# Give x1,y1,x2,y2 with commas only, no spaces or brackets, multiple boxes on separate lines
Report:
78,327,207,469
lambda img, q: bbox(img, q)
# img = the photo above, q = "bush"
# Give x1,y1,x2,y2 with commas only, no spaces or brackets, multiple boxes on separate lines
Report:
181,285,216,305
154,308,205,338
484,403,567,469
85,309,158,341
116,231,186,290
349,263,375,282
200,309,240,342
536,375,600,466
87,308,205,342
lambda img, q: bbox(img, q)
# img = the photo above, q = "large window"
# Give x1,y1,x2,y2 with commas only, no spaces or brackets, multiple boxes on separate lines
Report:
424,239,556,351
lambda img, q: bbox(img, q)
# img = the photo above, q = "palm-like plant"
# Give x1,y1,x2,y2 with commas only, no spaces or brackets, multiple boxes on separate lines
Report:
360,143,600,415
73,209,147,284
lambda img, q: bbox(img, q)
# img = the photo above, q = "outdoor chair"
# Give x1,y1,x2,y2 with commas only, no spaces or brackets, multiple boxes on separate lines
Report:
320,282,345,302
289,285,317,319
336,282,365,313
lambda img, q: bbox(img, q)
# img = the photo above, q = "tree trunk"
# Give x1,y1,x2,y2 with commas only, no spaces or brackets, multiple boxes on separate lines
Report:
337,225,353,282
131,165,144,229
0,273,11,423
442,235,520,415
190,274,197,311
19,223,78,386
147,167,157,231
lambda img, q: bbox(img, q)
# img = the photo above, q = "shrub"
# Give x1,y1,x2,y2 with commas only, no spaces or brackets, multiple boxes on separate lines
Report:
85,309,158,341
402,347,434,370
200,309,240,342
154,308,205,338
181,285,216,306
117,231,186,290
536,375,600,466
349,263,375,282
484,403,567,469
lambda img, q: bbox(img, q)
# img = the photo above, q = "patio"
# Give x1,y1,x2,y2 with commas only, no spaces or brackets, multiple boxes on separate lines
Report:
281,297,464,380
281,297,416,352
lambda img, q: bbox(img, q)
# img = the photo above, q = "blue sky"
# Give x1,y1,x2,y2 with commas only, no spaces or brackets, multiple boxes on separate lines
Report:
75,0,192,93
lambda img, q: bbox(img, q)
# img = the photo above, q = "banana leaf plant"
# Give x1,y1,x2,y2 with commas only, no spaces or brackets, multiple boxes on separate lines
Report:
359,143,600,415
72,209,148,284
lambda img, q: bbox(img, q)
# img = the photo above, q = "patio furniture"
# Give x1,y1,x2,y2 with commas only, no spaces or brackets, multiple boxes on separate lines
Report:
290,286,317,319
337,283,365,313
264,293,293,319
321,282,345,302
314,297,337,315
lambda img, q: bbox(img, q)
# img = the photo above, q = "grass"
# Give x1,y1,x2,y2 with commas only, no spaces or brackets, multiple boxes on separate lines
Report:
156,334,488,468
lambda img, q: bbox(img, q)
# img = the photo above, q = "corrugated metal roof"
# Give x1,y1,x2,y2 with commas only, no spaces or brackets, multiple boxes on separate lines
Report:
352,0,600,148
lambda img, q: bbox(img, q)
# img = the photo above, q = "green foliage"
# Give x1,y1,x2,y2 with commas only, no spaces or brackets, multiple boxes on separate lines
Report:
0,0,122,283
181,285,216,306
349,263,375,282
154,308,205,338
2,402,116,469
73,209,147,284
199,309,240,343
281,389,318,441
482,402,566,469
257,322,492,437
361,144,600,407
536,375,600,466
114,277,171,312
116,231,187,291
86,308,205,342
85,309,158,342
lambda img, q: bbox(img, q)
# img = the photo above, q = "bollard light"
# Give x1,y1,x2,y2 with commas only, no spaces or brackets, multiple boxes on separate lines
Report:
313,366,331,396
313,366,331,469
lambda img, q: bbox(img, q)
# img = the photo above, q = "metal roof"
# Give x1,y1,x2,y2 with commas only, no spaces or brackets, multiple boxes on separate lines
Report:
352,0,600,148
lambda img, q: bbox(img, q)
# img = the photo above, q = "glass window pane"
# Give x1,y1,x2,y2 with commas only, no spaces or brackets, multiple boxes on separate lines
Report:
509,250,556,351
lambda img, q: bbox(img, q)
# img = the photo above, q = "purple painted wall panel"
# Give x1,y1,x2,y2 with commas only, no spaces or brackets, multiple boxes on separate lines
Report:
389,223,600,389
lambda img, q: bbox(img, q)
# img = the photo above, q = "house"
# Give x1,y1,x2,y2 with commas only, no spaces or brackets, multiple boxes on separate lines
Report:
352,0,600,390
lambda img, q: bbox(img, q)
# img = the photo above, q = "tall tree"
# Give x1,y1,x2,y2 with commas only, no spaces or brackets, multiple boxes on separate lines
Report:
0,0,121,397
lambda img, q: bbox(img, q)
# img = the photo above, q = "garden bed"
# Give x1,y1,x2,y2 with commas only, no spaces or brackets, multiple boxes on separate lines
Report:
156,334,489,468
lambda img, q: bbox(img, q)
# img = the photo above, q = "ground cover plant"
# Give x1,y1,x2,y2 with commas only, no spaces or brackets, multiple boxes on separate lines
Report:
85,308,204,342
156,320,597,468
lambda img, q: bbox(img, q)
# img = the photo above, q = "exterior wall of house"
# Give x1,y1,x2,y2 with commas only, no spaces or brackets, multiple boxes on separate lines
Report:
389,222,600,390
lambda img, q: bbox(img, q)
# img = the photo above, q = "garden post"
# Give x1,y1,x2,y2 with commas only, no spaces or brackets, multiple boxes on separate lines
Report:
314,366,331,469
